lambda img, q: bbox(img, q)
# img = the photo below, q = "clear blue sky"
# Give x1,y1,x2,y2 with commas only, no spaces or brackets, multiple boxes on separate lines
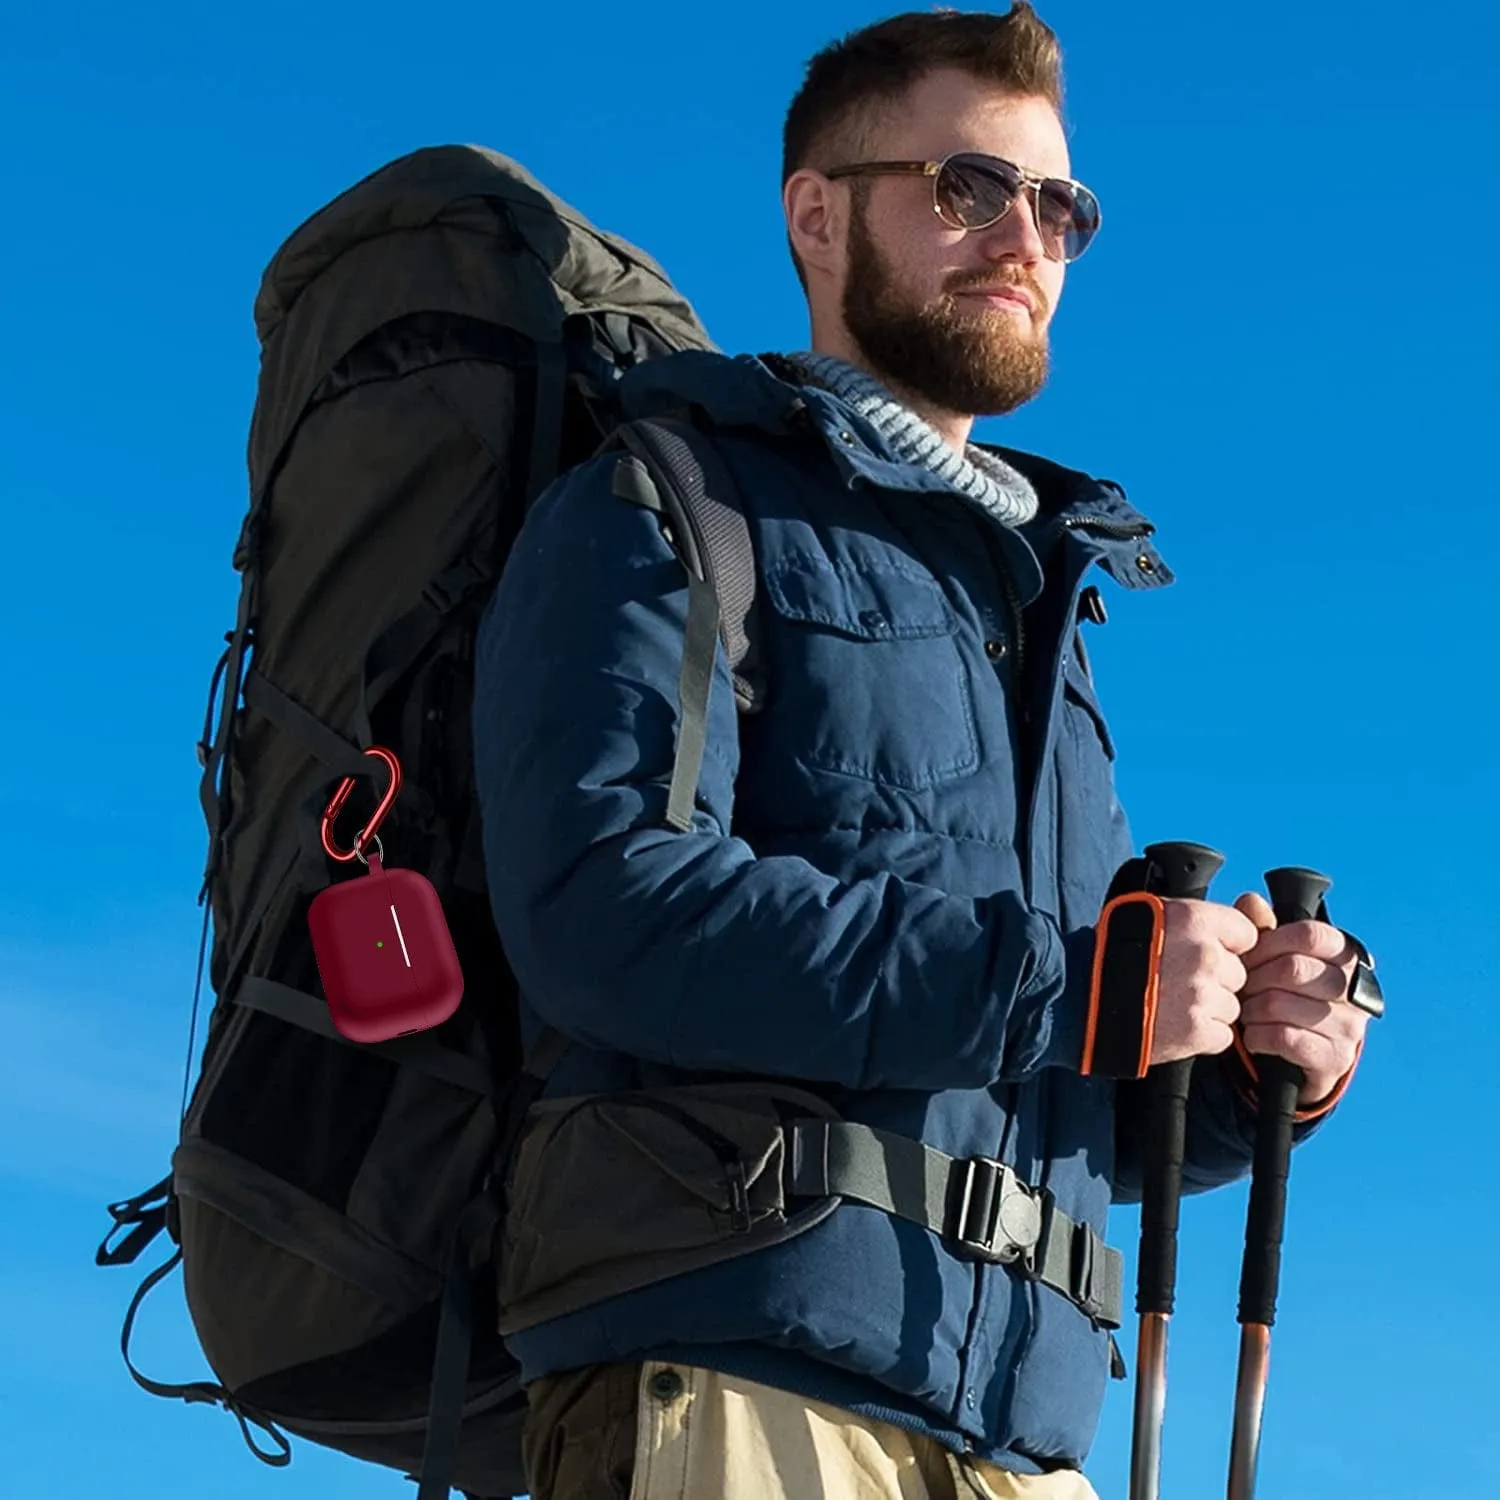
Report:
2,1,1496,1495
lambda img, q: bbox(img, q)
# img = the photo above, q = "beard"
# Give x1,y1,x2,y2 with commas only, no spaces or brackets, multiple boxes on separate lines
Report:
841,199,1050,418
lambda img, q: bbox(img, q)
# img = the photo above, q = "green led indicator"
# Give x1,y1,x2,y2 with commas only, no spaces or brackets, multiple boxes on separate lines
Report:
376,941,384,948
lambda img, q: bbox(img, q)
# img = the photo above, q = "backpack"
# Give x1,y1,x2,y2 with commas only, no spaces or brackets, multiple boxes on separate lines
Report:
97,145,761,1500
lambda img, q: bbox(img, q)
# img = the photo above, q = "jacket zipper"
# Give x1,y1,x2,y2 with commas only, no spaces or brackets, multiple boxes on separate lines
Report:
994,554,1026,683
1061,515,1154,540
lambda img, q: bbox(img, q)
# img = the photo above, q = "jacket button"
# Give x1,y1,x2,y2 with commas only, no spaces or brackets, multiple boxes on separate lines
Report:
647,1368,684,1402
984,638,1008,661
1080,586,1108,626
839,430,856,445
1135,553,1156,575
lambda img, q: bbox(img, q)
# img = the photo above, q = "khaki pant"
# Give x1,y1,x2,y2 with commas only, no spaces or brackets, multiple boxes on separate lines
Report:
523,1360,1101,1500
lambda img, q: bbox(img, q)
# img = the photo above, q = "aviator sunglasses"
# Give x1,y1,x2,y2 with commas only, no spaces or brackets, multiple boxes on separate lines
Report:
825,151,1102,263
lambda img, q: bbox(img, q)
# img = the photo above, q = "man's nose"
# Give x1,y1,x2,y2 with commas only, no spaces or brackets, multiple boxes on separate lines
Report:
972,187,1048,265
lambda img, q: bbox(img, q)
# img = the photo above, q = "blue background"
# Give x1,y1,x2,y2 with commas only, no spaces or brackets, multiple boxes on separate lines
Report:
2,1,1495,1495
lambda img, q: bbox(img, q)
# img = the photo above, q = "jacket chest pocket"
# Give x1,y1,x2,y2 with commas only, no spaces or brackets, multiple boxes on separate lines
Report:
761,559,979,791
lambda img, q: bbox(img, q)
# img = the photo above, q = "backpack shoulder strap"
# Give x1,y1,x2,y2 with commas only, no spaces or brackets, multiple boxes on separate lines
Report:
610,416,761,833
614,416,760,703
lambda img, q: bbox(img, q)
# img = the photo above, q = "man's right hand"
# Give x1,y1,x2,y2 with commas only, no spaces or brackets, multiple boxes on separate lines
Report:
1147,899,1261,1066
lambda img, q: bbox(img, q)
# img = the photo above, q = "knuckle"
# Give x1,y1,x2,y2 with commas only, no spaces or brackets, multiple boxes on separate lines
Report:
1232,912,1261,950
1244,1022,1300,1059
1190,975,1220,1013
1290,953,1325,989
1273,1023,1306,1057
1267,953,1320,992
1264,954,1298,987
1208,982,1241,1021
1314,920,1349,958
1240,988,1280,1023
1294,918,1329,951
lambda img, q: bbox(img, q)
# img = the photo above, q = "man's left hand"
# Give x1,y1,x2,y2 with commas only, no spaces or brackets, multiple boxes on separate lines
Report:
1233,892,1371,1107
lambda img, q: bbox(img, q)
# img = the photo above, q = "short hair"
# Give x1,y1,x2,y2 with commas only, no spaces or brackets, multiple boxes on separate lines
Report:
782,5,1065,185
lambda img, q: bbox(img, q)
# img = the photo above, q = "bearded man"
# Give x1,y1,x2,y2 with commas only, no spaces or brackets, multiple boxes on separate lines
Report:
473,7,1369,1497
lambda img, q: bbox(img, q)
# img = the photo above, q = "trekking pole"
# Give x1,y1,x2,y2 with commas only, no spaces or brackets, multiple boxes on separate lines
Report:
1224,865,1330,1500
1129,839,1226,1500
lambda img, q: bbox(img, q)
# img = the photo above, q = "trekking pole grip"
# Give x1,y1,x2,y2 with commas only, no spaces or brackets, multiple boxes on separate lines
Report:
1237,866,1332,1329
1137,840,1225,1317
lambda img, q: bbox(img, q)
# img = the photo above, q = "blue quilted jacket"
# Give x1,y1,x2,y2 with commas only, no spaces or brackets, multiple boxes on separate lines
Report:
473,351,1267,1474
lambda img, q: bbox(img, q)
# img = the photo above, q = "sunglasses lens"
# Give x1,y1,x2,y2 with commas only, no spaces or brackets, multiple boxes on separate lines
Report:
935,155,1023,230
1037,177,1101,262
938,154,1101,261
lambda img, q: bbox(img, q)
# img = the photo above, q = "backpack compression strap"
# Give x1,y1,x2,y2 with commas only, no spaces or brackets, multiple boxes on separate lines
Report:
96,1184,293,1470
611,417,760,834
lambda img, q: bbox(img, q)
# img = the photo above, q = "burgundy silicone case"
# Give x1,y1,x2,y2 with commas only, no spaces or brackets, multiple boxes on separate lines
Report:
307,857,464,1043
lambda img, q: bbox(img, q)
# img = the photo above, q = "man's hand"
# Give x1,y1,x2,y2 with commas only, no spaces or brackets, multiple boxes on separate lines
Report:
1233,892,1370,1105
1148,899,1261,1067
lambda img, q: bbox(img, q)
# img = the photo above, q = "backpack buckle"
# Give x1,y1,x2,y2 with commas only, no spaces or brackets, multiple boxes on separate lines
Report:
950,1157,1044,1266
320,746,403,864
97,1175,175,1267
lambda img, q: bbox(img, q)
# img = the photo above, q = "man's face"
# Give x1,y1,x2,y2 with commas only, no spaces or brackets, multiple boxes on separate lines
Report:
839,70,1072,418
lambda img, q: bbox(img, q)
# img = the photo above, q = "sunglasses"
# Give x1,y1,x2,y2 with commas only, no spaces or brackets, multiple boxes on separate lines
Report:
825,151,1102,263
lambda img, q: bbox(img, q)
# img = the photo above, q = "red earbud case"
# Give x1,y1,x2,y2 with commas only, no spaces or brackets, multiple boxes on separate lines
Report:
307,746,463,1043
308,854,464,1043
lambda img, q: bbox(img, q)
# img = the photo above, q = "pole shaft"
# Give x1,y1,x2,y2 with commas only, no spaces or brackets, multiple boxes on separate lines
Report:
1131,1313,1170,1500
1228,1323,1271,1500
1225,867,1332,1500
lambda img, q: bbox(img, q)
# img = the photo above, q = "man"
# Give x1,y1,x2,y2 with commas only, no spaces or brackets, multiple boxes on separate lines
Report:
473,7,1371,1498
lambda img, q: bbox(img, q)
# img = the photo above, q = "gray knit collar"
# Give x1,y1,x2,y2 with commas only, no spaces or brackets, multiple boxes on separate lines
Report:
784,351,1039,527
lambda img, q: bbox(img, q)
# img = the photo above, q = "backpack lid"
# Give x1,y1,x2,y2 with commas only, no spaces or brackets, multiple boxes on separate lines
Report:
248,146,714,495
254,145,708,341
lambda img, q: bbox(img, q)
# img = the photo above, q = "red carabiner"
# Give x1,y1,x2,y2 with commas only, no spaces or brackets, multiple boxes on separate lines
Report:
321,746,403,863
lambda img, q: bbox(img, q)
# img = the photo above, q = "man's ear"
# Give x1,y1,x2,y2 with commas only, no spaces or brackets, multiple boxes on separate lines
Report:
784,169,845,285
